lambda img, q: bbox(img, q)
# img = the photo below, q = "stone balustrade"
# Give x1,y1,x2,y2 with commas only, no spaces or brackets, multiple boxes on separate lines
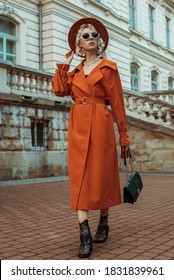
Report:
0,61,54,99
1,61,174,129
143,90,174,105
124,90,174,128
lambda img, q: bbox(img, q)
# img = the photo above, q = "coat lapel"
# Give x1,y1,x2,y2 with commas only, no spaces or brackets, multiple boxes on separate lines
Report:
87,58,117,89
70,61,91,94
69,58,117,94
87,69,103,89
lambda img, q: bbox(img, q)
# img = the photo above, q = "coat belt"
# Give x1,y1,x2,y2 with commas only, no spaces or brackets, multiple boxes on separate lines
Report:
75,97,105,105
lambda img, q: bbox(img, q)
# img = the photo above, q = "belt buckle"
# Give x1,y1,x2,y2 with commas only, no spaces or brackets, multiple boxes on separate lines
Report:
82,97,87,104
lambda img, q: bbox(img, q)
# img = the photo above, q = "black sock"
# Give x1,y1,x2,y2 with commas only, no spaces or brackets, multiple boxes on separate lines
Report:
100,215,108,225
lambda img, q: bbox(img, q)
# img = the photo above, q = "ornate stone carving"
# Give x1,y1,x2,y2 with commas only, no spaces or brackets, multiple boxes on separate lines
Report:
3,3,15,15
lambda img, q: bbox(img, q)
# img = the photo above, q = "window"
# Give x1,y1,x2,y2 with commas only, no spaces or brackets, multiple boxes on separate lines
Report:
31,120,48,151
0,16,17,63
166,17,171,49
131,63,139,92
149,5,155,40
151,71,158,91
129,0,136,29
168,77,173,90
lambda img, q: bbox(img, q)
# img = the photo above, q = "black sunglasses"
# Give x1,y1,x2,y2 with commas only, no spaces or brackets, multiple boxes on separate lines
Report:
80,32,100,40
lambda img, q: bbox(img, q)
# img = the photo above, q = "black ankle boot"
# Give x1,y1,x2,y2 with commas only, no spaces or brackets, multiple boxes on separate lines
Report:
79,220,93,258
93,215,109,243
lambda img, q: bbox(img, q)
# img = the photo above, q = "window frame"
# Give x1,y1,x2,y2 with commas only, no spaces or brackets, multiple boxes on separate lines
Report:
165,16,171,49
131,63,139,92
151,70,158,91
0,16,17,64
168,77,173,90
129,0,136,30
31,119,48,151
148,5,155,40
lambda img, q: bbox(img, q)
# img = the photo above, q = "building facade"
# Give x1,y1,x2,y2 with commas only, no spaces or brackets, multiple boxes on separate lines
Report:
1,0,174,89
0,0,174,180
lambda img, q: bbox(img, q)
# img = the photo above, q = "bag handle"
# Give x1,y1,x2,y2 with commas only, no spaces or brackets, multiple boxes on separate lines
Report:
123,147,132,167
123,147,135,180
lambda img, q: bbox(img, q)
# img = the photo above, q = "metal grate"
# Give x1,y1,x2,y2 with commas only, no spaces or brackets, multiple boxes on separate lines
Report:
31,119,48,151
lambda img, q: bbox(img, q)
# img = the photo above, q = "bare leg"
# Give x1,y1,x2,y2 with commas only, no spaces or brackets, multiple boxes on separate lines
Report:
78,210,88,223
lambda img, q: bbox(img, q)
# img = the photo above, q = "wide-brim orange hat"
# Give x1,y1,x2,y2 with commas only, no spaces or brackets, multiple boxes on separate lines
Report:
68,17,109,52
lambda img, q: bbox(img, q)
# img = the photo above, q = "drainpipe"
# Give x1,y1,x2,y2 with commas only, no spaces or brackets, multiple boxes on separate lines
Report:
38,1,43,70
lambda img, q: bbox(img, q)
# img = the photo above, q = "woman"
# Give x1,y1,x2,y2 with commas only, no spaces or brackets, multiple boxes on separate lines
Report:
52,17,131,258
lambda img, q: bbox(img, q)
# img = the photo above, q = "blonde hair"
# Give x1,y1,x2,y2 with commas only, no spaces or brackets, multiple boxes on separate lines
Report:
75,24,106,57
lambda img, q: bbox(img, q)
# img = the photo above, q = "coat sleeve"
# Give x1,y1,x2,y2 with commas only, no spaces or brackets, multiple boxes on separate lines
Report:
108,68,131,147
52,63,72,96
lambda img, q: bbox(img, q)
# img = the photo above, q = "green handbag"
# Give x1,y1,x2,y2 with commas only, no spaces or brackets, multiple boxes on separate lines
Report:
122,147,143,204
123,171,143,204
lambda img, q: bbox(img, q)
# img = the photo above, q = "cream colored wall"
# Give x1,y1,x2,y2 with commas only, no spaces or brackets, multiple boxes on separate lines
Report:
1,0,174,90
0,0,39,68
129,0,174,91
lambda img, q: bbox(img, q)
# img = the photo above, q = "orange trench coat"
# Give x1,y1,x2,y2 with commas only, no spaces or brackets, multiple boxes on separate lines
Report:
52,58,131,211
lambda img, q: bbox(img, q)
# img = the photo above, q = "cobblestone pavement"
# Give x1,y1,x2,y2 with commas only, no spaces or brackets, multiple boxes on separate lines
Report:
0,175,174,260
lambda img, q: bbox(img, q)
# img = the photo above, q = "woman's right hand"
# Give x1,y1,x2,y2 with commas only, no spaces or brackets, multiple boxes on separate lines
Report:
64,50,74,65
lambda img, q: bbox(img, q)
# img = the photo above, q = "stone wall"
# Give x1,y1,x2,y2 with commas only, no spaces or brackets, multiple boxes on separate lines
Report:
0,101,174,181
0,104,68,180
122,122,174,173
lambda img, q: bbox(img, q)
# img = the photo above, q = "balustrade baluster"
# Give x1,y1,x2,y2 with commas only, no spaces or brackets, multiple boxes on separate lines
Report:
141,100,148,118
131,97,138,113
17,72,24,91
124,95,130,110
41,77,47,95
165,108,172,125
137,99,144,115
165,95,169,103
169,95,174,104
136,99,141,114
148,102,155,121
9,70,17,92
23,73,30,92
46,78,53,95
36,76,41,94
29,75,36,93
157,104,164,123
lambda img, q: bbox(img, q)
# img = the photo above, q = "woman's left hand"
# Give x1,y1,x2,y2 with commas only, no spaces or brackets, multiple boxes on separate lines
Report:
121,146,130,159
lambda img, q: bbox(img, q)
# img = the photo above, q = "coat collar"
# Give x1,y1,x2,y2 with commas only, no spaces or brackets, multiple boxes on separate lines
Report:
71,58,117,72
69,58,117,93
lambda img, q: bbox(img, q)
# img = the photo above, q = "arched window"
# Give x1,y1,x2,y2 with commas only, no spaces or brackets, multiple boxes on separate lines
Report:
131,63,139,92
168,77,173,90
0,16,17,63
151,70,158,91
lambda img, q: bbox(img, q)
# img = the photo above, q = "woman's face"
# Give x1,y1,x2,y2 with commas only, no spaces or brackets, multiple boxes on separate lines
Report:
79,27,99,53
